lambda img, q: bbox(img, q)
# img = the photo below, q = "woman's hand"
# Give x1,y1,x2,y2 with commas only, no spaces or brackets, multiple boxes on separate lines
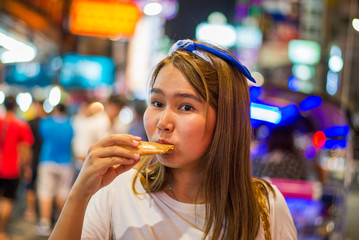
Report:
71,134,141,199
50,134,141,240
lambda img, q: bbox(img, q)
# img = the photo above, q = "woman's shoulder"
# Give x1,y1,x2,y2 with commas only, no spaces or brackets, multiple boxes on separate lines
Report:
263,181,298,238
253,177,297,239
266,184,287,210
252,177,289,208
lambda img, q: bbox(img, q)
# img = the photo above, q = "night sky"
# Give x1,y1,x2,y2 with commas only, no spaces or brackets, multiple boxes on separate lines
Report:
165,0,236,41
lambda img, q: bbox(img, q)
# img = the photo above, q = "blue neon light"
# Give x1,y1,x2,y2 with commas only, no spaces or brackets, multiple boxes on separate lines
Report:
299,95,322,111
5,62,56,87
304,146,316,159
324,125,349,138
285,197,323,219
250,103,282,124
324,139,347,149
249,86,262,102
288,75,300,92
59,54,115,89
280,104,299,124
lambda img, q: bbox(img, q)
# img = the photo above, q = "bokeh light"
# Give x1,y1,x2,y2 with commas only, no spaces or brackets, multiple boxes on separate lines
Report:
313,131,326,148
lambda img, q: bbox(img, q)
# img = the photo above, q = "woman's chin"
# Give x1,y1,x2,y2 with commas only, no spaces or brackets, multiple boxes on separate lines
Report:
157,154,176,167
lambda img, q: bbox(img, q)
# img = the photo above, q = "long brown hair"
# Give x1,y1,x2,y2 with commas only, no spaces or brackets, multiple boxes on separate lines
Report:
133,41,273,239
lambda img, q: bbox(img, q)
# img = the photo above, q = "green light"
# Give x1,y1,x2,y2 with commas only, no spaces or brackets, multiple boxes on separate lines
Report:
208,12,227,24
288,40,321,65
299,81,313,94
292,64,315,81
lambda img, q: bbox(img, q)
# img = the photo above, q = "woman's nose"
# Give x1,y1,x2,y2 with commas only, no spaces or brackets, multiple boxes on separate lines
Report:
157,109,174,132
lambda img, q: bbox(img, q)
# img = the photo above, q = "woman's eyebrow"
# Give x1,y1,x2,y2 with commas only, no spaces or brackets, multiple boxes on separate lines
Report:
150,88,163,95
174,93,203,103
150,88,202,103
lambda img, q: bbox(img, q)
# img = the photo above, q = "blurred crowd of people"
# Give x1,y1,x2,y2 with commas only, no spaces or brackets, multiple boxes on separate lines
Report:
0,94,147,239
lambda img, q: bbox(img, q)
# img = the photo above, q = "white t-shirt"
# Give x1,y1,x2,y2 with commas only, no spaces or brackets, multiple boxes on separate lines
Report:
72,112,110,160
81,169,297,240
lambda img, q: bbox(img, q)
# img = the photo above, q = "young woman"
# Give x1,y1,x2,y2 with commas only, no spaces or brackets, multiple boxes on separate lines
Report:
49,40,297,240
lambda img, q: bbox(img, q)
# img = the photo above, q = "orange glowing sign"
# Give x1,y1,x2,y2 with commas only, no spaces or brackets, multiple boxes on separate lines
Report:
69,0,141,38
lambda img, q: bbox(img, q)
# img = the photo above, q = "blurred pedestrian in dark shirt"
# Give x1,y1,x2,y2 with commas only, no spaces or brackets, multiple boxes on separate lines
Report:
252,125,307,180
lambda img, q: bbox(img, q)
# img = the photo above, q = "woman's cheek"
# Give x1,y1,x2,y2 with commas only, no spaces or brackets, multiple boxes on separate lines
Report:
143,109,155,139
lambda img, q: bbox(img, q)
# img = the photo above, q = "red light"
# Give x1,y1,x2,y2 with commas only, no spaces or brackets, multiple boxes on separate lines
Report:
313,131,326,148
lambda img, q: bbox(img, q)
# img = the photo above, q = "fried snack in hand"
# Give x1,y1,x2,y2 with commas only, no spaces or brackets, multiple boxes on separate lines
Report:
120,141,174,156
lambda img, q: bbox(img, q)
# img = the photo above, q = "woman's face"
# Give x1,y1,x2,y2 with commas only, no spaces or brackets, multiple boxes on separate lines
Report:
144,64,216,171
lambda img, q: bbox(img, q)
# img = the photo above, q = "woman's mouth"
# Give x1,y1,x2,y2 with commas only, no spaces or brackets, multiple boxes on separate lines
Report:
156,139,175,152
156,139,173,145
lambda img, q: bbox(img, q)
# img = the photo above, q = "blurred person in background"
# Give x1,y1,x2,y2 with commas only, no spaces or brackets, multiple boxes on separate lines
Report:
23,100,46,223
105,95,130,134
36,103,74,236
0,96,34,240
252,125,307,180
72,101,109,179
128,99,148,141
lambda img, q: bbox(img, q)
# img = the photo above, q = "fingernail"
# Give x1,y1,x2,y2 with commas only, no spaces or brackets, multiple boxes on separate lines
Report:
132,140,140,145
134,153,140,159
132,135,142,140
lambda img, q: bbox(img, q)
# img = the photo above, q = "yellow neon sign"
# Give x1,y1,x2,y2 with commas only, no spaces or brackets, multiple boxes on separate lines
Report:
69,0,141,38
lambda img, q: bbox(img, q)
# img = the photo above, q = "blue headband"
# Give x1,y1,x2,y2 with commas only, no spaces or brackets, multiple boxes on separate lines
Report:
168,39,256,83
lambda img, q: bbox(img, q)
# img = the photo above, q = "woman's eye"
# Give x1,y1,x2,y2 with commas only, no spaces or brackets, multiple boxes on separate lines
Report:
151,101,163,108
180,104,194,111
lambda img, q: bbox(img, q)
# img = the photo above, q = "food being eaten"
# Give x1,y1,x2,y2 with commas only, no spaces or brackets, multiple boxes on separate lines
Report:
121,141,174,156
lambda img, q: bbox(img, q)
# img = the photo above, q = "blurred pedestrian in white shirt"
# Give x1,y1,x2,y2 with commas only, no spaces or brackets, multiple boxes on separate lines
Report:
72,101,109,176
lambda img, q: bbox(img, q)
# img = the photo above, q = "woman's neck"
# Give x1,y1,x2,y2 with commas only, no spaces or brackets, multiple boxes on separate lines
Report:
166,169,205,204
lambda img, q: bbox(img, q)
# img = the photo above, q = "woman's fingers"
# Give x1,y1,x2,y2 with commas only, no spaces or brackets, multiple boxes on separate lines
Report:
85,135,142,171
92,134,141,149
91,145,140,161
99,156,139,167
74,134,142,196
84,153,139,175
